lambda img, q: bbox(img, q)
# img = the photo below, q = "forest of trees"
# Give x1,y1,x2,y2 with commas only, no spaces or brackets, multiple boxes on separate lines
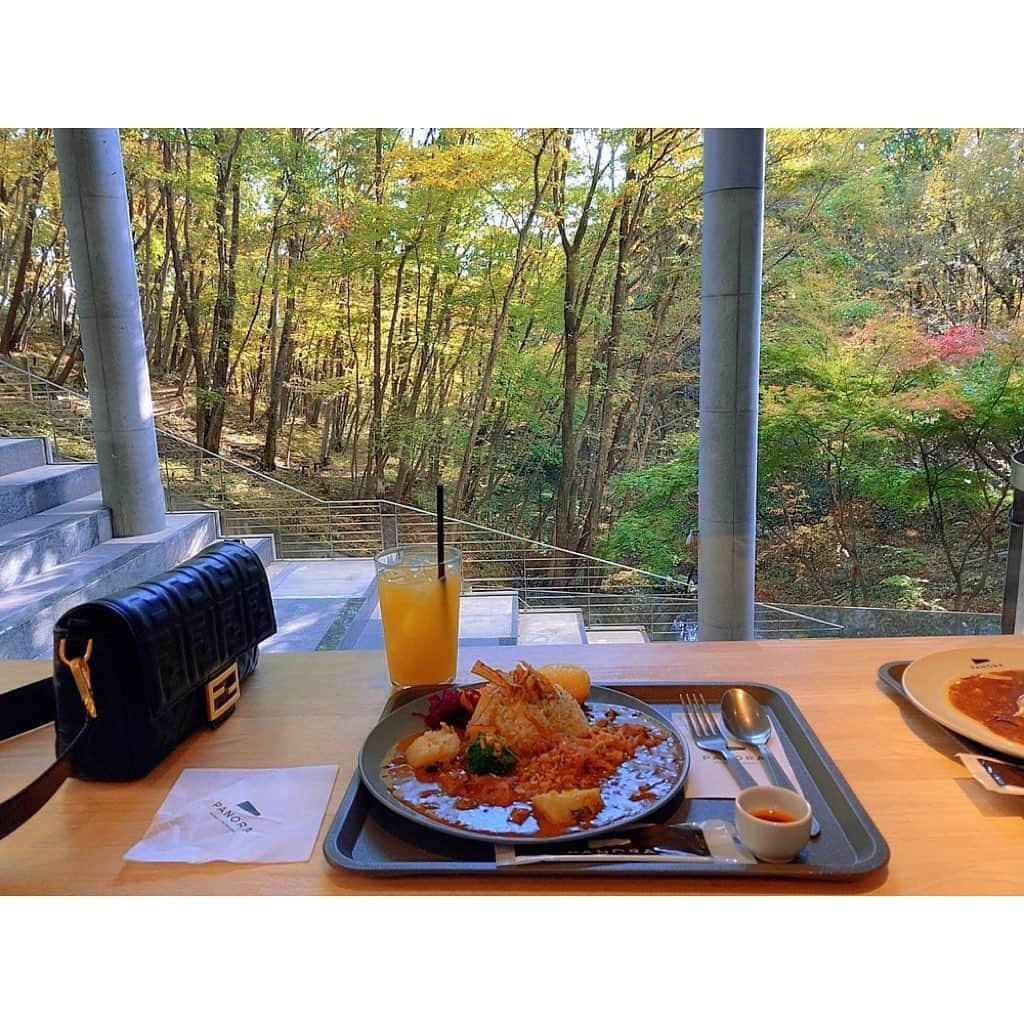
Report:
1,127,1022,613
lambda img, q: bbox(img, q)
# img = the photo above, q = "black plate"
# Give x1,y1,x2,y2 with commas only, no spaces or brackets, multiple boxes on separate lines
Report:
357,685,689,845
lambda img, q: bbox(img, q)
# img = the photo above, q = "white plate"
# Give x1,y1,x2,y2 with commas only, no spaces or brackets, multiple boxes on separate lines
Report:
901,645,1024,759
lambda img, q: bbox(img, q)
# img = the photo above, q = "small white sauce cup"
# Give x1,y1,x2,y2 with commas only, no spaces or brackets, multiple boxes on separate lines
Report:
734,785,812,863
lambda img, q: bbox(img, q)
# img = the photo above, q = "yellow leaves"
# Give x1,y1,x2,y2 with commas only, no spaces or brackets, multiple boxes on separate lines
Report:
390,129,545,197
842,313,918,357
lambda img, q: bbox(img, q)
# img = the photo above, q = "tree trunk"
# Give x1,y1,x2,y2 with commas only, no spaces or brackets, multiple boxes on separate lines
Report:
262,233,300,471
552,130,618,551
363,128,386,496
162,134,209,450
1,130,48,354
201,129,244,453
579,139,640,553
261,129,307,470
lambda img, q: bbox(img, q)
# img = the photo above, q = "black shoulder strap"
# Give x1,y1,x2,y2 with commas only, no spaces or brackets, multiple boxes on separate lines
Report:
2,677,57,738
0,677,89,840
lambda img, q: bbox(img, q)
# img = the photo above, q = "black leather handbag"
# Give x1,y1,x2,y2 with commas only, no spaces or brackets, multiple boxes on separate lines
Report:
0,539,277,840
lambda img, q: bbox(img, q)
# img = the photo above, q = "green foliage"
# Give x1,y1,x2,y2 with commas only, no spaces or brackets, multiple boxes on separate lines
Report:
195,386,226,411
875,575,938,610
598,435,698,578
854,464,928,515
841,299,882,324
877,545,928,574
879,128,955,179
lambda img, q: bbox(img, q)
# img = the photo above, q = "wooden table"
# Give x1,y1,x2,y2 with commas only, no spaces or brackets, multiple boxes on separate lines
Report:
2,635,1023,895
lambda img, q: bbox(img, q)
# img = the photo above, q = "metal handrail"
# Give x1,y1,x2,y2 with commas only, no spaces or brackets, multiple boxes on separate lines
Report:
379,496,683,585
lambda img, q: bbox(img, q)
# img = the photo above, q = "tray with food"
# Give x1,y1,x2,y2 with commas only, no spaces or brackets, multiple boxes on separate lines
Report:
322,661,889,879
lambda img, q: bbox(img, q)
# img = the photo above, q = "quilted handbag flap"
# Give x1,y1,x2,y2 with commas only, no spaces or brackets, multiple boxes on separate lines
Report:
65,540,276,718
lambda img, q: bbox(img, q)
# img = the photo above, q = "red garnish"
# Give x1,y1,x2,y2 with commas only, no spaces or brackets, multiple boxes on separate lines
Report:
414,687,481,730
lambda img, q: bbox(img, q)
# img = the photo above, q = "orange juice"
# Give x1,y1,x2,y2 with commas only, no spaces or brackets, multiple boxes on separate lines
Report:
374,545,462,687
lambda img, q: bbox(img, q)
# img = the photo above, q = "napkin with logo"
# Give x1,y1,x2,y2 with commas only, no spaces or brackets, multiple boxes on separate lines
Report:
671,711,800,798
123,765,338,864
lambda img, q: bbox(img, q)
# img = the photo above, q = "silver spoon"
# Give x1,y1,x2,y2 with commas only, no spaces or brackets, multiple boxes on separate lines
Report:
721,688,821,838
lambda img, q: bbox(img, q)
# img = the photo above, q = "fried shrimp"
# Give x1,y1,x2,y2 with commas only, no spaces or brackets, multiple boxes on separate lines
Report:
467,660,589,756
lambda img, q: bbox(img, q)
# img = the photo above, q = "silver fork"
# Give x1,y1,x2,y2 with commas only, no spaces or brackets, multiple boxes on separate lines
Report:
681,692,757,790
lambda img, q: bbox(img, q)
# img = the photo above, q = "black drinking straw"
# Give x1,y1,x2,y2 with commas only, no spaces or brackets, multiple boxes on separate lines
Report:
436,483,446,581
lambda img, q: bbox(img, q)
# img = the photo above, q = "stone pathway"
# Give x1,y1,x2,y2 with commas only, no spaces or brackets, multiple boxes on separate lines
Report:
516,608,586,644
260,559,376,654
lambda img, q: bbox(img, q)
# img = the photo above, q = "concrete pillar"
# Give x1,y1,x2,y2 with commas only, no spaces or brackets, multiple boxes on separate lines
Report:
697,129,765,641
54,129,166,537
1002,450,1024,634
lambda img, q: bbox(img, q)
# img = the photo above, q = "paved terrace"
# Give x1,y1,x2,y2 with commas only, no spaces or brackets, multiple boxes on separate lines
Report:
259,559,647,653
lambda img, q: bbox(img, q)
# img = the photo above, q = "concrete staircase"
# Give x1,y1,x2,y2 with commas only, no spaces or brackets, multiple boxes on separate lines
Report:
0,437,221,659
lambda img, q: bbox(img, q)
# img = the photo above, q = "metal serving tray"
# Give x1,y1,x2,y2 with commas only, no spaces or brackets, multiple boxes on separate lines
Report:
322,682,890,880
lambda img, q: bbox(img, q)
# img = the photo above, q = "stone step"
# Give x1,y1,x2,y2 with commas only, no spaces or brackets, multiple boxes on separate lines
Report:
0,491,112,590
516,607,588,645
0,462,101,528
0,510,220,659
0,437,49,477
585,626,650,644
230,533,276,569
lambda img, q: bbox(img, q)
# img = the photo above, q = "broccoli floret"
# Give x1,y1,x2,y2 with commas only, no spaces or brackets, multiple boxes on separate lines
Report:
465,732,518,776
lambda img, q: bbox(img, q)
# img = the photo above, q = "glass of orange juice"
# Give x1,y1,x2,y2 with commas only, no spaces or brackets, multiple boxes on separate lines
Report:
374,544,462,687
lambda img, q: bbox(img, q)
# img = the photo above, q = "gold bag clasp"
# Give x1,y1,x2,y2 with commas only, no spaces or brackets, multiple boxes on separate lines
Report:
58,637,96,719
205,662,241,723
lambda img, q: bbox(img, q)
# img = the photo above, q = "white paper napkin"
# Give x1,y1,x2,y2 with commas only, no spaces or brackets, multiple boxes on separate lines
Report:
123,765,339,864
672,712,801,798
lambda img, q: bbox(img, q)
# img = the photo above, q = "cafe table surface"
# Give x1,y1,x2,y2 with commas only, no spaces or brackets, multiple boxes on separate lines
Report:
2,634,1023,896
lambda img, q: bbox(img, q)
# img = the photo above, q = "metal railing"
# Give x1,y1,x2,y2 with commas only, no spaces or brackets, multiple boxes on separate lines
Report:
0,357,845,641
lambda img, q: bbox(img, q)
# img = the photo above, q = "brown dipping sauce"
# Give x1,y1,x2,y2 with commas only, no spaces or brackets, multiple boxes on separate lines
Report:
381,700,685,840
948,669,1024,744
749,808,797,823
